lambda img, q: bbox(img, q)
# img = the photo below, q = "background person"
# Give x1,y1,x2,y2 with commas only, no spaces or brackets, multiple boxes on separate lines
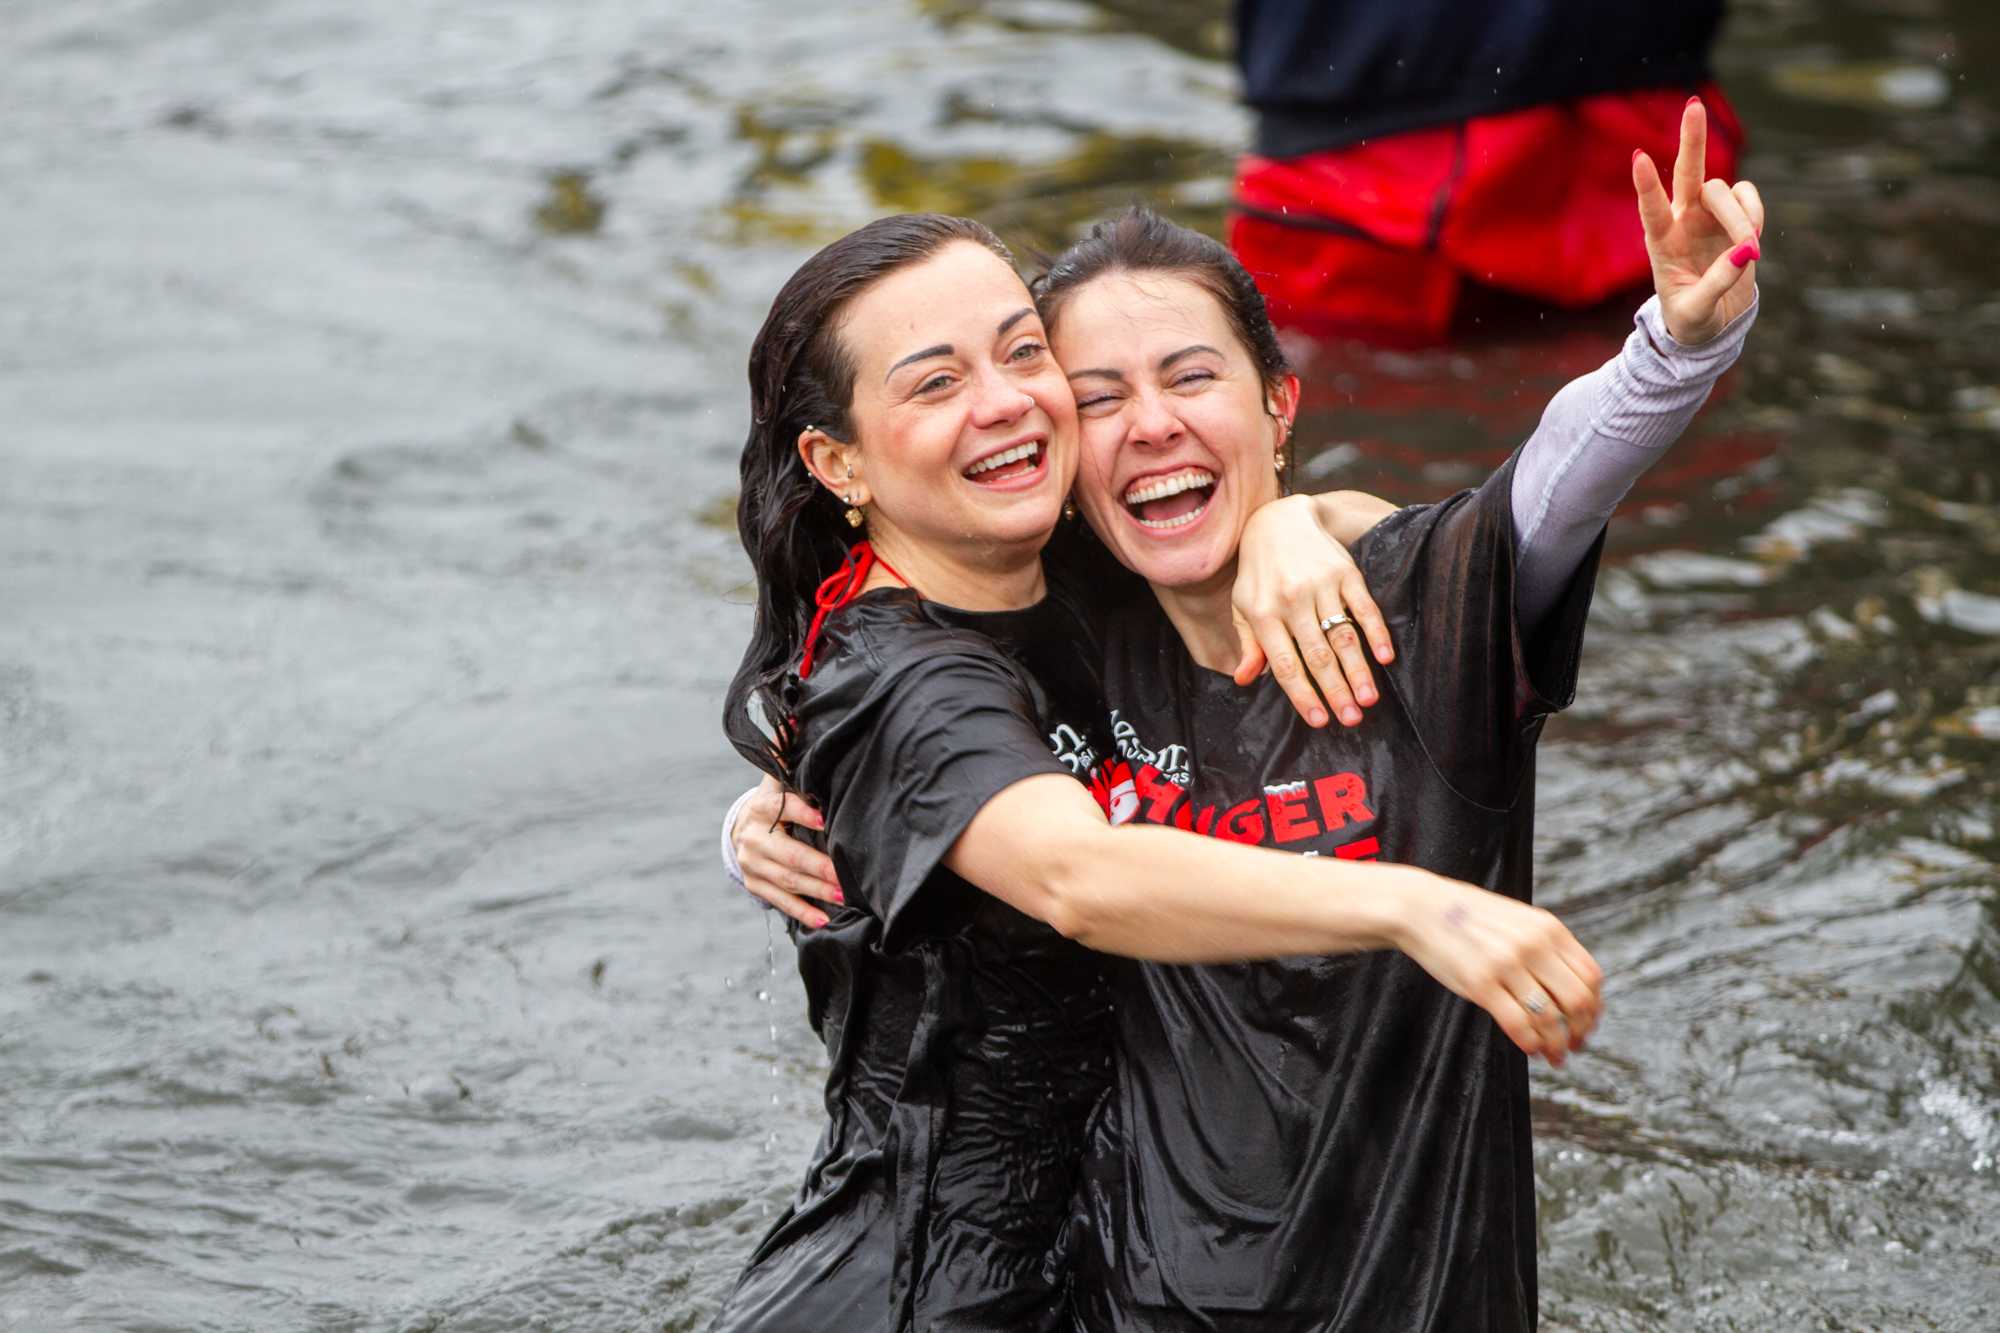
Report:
1231,0,1743,338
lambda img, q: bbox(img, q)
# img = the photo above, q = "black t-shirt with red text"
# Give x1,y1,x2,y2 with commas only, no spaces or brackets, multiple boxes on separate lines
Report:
714,577,1124,1333
1072,454,1600,1333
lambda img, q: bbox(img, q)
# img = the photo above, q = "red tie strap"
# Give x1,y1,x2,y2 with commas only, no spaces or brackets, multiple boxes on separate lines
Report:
798,541,912,679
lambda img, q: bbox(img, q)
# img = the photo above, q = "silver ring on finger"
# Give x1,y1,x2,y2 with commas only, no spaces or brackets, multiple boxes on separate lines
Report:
1319,611,1351,633
1522,993,1548,1016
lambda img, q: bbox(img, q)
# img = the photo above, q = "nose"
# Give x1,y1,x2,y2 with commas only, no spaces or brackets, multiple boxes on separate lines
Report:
1126,386,1183,452
967,363,1036,431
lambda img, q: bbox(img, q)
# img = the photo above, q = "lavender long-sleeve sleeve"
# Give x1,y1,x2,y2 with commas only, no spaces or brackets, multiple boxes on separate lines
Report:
1512,293,1757,633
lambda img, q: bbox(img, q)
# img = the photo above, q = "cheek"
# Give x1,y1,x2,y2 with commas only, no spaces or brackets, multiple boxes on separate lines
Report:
1072,420,1124,504
1189,406,1280,504
1029,365,1078,423
859,416,960,512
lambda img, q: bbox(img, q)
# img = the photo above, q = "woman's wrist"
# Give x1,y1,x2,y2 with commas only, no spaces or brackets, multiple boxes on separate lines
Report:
720,786,757,893
1345,863,1452,956
1311,490,1397,547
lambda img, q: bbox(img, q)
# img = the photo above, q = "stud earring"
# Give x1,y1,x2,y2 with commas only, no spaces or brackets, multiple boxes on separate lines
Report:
1062,495,1078,521
845,461,853,479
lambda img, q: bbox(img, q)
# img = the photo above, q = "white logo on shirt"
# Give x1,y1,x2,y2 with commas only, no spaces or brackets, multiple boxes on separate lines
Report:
1109,710,1191,787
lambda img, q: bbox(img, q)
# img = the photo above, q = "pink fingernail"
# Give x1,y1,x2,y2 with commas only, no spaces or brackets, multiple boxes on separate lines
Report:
832,889,845,905
1687,95,1701,108
1631,149,1644,166
1729,242,1759,268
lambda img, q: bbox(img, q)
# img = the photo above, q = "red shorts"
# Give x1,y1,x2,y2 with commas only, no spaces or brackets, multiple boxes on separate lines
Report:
1230,84,1744,339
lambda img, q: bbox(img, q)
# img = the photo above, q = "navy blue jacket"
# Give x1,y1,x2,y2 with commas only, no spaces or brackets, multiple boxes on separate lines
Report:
1237,0,1725,157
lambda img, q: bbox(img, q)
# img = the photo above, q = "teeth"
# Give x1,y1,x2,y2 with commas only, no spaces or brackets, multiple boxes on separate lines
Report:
1122,469,1215,507
966,441,1041,476
1135,502,1207,530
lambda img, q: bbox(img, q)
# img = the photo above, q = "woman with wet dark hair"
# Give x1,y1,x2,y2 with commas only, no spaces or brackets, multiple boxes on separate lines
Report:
710,212,1602,1332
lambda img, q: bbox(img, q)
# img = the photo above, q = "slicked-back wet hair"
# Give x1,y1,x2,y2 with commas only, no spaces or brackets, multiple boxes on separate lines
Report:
1033,206,1293,467
724,213,1015,778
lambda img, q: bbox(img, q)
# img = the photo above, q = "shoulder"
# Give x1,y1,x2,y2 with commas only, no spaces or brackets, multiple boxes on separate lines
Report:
1352,454,1520,590
811,590,1021,676
794,591,1043,733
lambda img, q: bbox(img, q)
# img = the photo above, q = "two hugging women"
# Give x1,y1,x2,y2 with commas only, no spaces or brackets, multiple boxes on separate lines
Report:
714,102,1762,1333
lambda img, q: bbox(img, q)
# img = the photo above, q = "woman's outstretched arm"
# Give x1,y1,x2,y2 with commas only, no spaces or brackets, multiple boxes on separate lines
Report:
949,773,1602,1066
1512,97,1763,634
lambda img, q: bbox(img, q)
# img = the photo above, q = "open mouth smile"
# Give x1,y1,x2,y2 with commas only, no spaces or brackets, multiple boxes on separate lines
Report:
1122,468,1216,530
964,439,1045,484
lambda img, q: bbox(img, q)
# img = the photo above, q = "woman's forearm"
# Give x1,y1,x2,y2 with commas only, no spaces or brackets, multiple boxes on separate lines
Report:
1511,292,1757,631
947,773,1601,1061
950,773,1428,962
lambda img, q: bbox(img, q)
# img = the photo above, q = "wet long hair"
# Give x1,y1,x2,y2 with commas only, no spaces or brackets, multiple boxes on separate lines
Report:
1032,206,1294,484
724,213,1016,778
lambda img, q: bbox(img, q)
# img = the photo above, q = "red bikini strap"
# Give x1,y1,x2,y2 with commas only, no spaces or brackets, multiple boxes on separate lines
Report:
798,542,914,679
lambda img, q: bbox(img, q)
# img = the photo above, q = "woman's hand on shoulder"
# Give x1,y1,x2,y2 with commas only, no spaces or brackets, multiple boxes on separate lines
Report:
733,774,844,929
1233,493,1396,729
1635,97,1763,346
1383,869,1603,1066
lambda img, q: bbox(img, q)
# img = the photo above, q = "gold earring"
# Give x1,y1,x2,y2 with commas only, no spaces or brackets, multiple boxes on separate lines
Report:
1062,495,1078,521
843,494,864,528
1274,449,1285,472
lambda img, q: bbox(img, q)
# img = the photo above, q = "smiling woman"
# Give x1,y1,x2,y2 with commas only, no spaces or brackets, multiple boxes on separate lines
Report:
790,244,1070,613
714,213,1604,1332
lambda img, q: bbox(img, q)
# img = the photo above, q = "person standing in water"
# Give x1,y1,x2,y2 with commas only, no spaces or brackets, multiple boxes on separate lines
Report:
713,214,1601,1332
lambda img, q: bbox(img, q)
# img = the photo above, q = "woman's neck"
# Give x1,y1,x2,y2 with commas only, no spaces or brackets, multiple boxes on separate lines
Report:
1149,559,1241,675
862,533,1048,611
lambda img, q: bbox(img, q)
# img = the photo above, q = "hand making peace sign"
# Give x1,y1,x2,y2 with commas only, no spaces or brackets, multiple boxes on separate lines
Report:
1636,97,1764,346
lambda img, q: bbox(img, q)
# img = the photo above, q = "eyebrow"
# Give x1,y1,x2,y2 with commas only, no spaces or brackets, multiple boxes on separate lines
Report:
1066,343,1224,383
886,344,953,380
1159,343,1221,371
884,309,1037,381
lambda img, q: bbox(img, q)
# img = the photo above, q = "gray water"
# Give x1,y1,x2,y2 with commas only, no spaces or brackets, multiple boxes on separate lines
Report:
3,1,1998,1329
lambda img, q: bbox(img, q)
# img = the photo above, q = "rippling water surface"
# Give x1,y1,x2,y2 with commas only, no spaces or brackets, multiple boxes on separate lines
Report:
4,2,1998,1329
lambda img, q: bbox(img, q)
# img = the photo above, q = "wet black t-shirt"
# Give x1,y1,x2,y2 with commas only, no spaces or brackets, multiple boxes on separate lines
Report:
713,579,1123,1333
1073,455,1600,1333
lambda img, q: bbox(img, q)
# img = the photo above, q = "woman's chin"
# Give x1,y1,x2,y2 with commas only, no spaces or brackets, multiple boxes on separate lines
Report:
972,492,1067,548
1111,527,1234,589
